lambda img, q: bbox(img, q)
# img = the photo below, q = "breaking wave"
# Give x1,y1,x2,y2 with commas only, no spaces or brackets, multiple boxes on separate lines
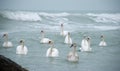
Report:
87,13,120,23
0,11,42,21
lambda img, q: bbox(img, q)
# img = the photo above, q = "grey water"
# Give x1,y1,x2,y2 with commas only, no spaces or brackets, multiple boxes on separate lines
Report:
0,10,120,71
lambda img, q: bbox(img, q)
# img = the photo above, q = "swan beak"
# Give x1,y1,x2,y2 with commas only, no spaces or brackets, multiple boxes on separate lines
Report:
48,41,52,44
70,44,74,48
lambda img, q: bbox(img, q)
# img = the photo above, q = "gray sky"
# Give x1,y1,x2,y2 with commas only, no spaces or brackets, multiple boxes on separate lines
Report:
0,0,120,11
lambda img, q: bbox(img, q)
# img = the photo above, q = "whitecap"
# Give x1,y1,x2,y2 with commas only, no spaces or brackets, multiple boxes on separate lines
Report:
87,13,120,23
0,11,42,21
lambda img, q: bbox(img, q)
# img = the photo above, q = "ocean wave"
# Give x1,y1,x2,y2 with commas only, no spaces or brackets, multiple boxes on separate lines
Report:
87,13,120,23
0,11,70,22
0,11,42,21
39,12,70,17
94,26,120,30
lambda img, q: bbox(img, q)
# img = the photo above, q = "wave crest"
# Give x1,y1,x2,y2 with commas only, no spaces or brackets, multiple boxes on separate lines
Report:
87,13,120,23
0,11,42,21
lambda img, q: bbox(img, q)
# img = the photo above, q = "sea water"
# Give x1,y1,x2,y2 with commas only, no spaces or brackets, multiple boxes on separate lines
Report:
0,10,120,71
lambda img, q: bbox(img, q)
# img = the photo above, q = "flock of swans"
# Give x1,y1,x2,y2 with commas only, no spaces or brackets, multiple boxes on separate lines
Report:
2,24,107,62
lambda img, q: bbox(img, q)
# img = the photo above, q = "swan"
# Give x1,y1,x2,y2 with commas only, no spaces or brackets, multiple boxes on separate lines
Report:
16,40,28,55
80,36,92,52
99,35,107,46
46,41,59,57
67,43,79,62
40,30,52,44
64,32,72,44
2,33,13,48
60,24,68,36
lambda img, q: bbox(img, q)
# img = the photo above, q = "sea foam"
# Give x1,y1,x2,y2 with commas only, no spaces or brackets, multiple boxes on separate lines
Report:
87,13,120,23
0,11,42,21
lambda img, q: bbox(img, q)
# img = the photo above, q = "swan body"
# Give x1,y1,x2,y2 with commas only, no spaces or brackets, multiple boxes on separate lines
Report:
46,41,59,57
60,31,68,36
64,33,72,44
46,48,59,57
3,41,13,48
99,41,107,46
67,51,79,62
40,38,51,43
2,33,13,48
16,40,28,55
40,30,52,44
67,43,79,62
99,35,107,46
16,45,28,55
80,36,92,52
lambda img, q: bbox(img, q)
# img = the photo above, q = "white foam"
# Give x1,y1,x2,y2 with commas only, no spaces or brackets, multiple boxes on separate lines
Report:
0,11,42,21
87,13,120,23
39,12,70,17
94,26,120,30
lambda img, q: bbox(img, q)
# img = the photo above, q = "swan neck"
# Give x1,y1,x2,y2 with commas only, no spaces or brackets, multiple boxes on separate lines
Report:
49,43,54,56
88,40,90,48
50,43,54,48
4,36,8,42
41,32,45,39
102,38,105,41
73,46,76,56
21,42,24,49
68,35,70,44
61,26,64,35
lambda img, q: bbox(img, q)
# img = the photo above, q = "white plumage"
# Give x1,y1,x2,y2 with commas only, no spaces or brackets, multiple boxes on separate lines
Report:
2,33,13,48
67,43,79,62
99,35,107,46
40,30,52,44
16,40,28,55
46,41,59,57
16,45,28,55
80,36,92,52
60,24,69,36
3,42,13,48
64,32,72,44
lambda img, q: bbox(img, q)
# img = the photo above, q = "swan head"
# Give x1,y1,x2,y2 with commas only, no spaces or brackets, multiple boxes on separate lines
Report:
48,40,54,44
70,43,77,48
41,30,44,33
68,32,70,35
100,34,104,38
20,39,24,44
3,33,8,38
87,36,91,41
61,24,63,27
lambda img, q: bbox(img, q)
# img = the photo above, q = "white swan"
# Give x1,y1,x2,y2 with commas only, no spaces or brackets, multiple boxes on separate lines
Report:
40,30,52,44
2,33,13,48
80,36,92,52
64,32,72,44
99,35,107,46
60,24,68,36
67,43,79,62
16,40,28,55
46,41,59,57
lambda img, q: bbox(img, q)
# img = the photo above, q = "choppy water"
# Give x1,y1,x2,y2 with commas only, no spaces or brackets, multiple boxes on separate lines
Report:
0,10,120,71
